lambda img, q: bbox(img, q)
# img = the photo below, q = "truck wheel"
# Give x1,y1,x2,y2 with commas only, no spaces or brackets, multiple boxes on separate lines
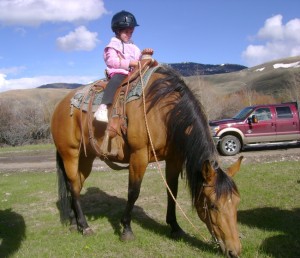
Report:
219,135,241,156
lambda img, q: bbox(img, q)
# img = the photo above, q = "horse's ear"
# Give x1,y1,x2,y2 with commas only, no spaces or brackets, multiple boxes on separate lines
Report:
202,160,217,184
227,156,243,177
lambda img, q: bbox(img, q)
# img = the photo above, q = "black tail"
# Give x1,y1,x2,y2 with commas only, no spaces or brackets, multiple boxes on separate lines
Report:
56,151,72,224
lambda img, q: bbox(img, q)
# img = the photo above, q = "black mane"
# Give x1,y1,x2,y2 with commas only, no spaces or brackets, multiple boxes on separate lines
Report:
147,66,238,201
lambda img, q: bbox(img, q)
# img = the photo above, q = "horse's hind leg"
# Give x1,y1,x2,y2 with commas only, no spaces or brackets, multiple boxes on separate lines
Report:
165,159,186,239
63,152,95,235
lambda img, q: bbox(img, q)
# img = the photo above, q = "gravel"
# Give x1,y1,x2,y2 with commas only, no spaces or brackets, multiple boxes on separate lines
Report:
1,144,299,173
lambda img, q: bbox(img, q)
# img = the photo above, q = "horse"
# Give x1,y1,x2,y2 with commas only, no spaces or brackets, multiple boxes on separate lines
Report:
51,64,243,258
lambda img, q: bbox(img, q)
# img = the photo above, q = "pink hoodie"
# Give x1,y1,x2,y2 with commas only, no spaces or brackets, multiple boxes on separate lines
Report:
103,37,141,76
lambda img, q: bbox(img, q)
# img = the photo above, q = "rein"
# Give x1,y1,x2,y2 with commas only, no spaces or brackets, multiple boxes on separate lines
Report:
138,61,210,243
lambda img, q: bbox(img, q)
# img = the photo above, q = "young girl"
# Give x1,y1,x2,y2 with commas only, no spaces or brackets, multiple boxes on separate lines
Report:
94,10,153,122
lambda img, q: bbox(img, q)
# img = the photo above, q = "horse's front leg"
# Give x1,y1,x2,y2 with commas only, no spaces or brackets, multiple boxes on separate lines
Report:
165,159,186,239
120,150,148,241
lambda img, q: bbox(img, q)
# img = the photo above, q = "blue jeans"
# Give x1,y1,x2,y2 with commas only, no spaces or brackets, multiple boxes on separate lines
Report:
101,74,127,105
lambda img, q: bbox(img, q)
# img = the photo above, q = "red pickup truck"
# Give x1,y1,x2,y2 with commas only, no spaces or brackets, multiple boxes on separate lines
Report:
209,102,300,156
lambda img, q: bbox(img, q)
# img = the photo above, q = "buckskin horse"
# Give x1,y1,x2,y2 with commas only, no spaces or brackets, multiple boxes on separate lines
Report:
51,60,243,257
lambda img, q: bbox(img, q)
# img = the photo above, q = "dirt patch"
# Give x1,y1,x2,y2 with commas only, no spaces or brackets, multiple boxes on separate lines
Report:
222,145,300,166
0,149,111,173
0,144,299,173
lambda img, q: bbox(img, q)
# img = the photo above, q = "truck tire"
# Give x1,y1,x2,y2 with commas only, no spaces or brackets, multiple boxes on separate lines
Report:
218,135,241,156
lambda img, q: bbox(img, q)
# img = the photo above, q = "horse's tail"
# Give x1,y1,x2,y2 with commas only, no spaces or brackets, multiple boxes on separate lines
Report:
56,151,71,224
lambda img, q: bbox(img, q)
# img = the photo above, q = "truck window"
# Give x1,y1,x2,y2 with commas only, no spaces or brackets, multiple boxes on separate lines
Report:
276,106,293,119
254,108,272,121
233,107,254,119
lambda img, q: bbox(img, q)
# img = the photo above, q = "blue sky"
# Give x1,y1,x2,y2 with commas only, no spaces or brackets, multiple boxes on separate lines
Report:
0,0,300,92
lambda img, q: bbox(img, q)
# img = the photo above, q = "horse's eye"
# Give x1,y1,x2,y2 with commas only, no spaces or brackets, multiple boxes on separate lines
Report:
209,203,218,210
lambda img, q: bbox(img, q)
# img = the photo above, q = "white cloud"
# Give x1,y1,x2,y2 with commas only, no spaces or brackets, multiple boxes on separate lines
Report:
257,14,284,40
56,26,99,51
0,73,97,92
0,74,7,89
0,0,107,26
242,14,300,66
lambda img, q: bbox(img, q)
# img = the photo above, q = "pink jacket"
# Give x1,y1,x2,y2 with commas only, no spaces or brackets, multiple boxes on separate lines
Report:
104,37,141,76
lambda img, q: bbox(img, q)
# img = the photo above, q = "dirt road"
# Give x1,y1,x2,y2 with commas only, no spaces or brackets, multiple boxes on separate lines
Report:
1,144,300,173
0,148,110,173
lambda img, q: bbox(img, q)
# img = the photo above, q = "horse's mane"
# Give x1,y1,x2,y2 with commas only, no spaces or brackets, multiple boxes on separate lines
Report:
147,66,238,201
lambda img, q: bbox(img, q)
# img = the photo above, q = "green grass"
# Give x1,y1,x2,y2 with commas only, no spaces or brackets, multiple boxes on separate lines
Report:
0,144,55,153
0,161,300,257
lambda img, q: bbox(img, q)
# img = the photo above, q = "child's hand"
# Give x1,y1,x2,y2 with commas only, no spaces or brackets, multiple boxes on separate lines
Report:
142,48,154,55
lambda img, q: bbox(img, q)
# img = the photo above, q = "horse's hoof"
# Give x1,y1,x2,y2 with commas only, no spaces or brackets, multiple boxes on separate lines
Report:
82,227,94,236
170,229,186,240
120,230,135,241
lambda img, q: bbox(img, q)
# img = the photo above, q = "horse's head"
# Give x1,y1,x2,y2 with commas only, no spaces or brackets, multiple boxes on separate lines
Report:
195,156,243,258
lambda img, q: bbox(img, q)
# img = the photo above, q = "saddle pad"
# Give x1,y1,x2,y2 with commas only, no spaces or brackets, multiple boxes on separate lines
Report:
70,65,161,112
70,80,104,112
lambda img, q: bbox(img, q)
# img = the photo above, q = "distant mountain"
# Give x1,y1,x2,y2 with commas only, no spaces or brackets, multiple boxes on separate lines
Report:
169,62,247,76
36,62,247,89
38,83,83,89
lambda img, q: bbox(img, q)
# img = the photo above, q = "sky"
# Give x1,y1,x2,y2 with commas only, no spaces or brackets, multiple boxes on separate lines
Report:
0,0,300,92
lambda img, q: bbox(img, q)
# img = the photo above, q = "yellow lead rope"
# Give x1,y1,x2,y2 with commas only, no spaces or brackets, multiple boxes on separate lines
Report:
138,61,209,242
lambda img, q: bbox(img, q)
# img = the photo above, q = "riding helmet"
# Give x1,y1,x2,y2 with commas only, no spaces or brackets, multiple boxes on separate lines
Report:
111,10,139,32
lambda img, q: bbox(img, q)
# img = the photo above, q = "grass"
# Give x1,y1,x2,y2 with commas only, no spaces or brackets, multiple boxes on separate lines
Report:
0,144,55,153
0,161,300,257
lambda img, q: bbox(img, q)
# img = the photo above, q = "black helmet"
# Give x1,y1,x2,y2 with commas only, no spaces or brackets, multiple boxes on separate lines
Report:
111,10,139,32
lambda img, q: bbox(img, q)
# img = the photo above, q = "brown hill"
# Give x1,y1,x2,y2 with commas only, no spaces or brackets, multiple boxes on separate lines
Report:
185,55,300,98
0,88,71,104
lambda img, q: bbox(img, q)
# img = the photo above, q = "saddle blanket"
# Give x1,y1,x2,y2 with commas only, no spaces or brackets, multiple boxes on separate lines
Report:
70,66,160,112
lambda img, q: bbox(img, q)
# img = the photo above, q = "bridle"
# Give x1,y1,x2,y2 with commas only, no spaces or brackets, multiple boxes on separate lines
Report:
200,184,241,258
199,161,228,248
198,183,223,249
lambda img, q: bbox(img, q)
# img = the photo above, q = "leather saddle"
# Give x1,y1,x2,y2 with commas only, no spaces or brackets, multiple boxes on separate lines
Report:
88,55,158,158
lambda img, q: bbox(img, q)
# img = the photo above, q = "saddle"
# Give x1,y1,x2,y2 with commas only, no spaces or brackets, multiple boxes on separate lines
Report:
88,54,158,158
94,55,158,93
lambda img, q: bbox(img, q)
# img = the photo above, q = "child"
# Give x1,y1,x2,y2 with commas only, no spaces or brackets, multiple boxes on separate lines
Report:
94,10,153,122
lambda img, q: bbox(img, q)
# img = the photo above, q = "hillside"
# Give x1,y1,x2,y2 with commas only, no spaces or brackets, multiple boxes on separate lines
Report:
0,88,72,118
0,88,71,104
0,56,299,103
185,56,300,97
34,57,299,96
1,56,299,103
